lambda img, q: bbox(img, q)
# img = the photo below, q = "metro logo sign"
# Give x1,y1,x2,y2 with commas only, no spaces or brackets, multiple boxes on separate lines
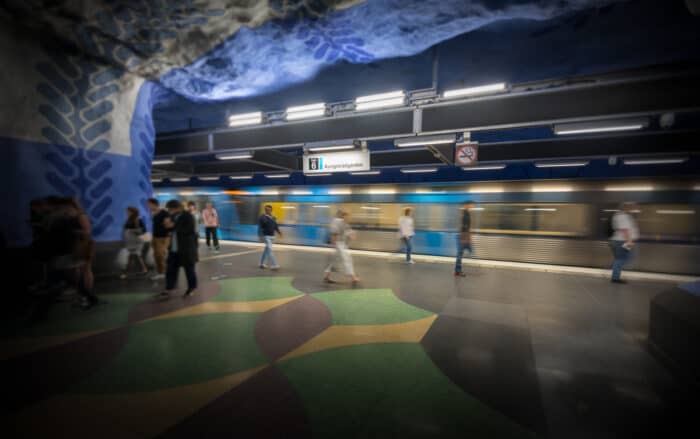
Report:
455,143,478,166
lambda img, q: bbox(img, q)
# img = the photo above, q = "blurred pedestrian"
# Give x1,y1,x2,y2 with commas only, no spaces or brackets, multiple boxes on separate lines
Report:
187,201,200,243
324,208,360,284
120,206,148,279
258,204,282,270
399,207,415,264
147,198,170,281
455,201,473,277
202,201,220,252
609,202,639,284
160,200,198,298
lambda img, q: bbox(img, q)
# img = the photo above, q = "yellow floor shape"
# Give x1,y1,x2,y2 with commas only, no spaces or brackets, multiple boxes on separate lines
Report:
12,366,265,438
145,295,303,322
281,315,437,361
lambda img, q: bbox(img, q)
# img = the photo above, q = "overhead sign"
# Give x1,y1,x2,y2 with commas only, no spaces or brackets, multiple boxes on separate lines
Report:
303,149,370,174
455,143,478,166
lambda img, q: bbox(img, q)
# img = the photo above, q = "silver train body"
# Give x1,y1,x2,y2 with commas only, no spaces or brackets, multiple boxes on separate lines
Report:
166,178,700,275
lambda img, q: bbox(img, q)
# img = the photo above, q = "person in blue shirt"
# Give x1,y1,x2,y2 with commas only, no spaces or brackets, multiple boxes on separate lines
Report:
258,204,282,270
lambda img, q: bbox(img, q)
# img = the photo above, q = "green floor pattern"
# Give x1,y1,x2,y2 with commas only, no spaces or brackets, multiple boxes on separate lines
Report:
213,276,303,302
279,343,534,439
312,289,434,325
74,312,267,394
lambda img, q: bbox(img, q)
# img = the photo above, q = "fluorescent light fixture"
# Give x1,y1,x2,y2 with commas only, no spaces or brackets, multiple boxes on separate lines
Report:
198,176,220,181
312,205,330,208
228,111,262,127
307,173,331,177
259,190,279,196
229,175,253,180
462,164,506,171
307,144,354,153
604,185,654,192
361,206,380,210
530,185,574,193
554,118,647,135
152,158,175,165
535,161,589,168
400,167,438,174
286,103,326,120
216,152,253,160
368,188,397,194
356,90,405,103
170,177,190,182
291,190,312,195
328,188,352,195
355,97,405,111
525,208,557,212
151,178,162,183
443,82,507,99
281,205,296,209
350,170,381,176
623,157,687,165
179,191,195,196
656,210,695,215
395,134,455,148
265,173,290,179
469,207,485,211
468,186,504,193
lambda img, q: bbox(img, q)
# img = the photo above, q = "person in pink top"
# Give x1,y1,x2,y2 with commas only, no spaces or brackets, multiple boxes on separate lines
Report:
201,201,220,251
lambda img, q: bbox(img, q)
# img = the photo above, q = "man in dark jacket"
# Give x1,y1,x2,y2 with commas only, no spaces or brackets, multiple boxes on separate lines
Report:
160,199,198,298
258,204,282,270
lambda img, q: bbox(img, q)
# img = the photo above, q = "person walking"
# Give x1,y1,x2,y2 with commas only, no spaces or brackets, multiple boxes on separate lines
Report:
258,204,282,270
324,208,360,284
147,198,170,281
120,206,147,279
455,201,473,277
399,207,415,264
202,201,220,252
160,200,198,298
187,201,201,244
609,202,639,284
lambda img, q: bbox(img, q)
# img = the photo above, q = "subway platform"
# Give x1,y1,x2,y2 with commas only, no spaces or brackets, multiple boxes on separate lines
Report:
3,242,697,439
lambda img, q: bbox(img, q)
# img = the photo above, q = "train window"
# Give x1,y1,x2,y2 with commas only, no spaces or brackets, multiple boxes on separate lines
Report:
474,204,591,237
633,205,699,242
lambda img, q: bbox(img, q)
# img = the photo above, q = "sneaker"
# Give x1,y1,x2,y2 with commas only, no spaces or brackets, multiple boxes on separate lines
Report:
150,273,165,281
611,279,627,284
406,260,416,264
183,288,196,298
270,265,280,271
259,264,268,269
454,271,466,277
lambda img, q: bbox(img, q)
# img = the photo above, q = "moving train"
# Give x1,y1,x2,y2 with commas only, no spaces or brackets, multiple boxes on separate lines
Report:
155,177,700,275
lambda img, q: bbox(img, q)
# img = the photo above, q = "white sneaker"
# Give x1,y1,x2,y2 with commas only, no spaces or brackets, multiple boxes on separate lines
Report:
270,265,280,271
406,260,416,264
150,273,165,281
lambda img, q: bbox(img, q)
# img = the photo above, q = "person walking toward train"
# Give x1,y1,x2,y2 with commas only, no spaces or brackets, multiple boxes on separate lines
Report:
324,208,360,284
160,200,198,298
455,201,473,277
609,202,639,284
399,207,415,264
202,201,220,252
258,204,282,270
187,201,201,243
147,198,170,281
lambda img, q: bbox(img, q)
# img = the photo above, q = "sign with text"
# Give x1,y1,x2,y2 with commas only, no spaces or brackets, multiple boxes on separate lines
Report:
303,149,370,174
455,143,478,166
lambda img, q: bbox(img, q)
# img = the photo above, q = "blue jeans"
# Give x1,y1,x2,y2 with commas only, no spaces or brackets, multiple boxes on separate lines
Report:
610,241,635,280
401,236,413,261
260,235,278,267
455,238,472,273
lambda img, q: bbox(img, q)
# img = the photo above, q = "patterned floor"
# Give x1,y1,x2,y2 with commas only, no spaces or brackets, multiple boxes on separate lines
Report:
3,245,694,438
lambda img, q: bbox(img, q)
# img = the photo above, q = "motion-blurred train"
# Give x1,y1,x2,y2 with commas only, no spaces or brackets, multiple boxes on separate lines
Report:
155,177,700,275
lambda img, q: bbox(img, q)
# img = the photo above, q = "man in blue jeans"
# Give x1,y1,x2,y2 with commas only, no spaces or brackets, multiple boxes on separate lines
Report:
455,201,473,277
609,202,639,283
258,204,282,270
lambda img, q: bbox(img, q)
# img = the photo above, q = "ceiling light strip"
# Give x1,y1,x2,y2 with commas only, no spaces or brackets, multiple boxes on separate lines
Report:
443,82,507,99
